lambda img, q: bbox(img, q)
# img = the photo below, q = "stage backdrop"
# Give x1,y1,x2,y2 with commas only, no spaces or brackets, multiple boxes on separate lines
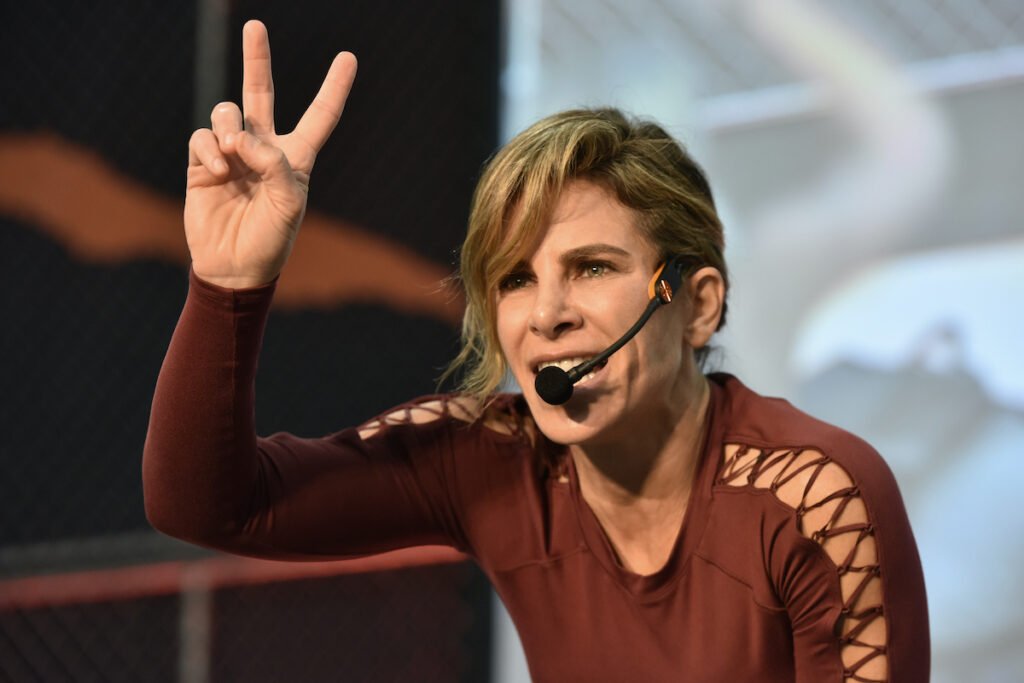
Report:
0,1,499,681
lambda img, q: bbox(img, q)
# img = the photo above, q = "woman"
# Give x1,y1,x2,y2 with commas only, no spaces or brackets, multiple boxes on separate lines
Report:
144,20,928,682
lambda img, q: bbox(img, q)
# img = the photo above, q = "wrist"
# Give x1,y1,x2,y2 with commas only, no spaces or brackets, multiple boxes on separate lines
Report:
190,266,279,291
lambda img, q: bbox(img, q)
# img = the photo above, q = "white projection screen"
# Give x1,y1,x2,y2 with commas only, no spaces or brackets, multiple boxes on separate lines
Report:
495,1,1024,681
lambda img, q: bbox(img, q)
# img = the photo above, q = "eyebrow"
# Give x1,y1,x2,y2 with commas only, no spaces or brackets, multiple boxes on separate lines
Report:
504,243,634,276
559,243,632,264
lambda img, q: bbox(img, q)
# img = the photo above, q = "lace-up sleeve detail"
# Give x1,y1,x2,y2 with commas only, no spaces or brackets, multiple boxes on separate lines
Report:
358,397,465,439
358,394,525,441
720,445,887,682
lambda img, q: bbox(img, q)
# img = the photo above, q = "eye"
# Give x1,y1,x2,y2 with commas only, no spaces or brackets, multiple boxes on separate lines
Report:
579,261,612,278
498,271,532,292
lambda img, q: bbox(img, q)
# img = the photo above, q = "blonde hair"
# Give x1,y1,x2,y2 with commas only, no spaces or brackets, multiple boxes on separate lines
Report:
444,108,728,400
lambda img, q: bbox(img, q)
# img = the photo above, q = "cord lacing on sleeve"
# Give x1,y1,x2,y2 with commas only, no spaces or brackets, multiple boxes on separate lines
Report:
719,445,887,682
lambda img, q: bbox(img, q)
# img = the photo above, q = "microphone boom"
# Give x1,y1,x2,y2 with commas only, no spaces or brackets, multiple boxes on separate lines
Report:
534,256,689,405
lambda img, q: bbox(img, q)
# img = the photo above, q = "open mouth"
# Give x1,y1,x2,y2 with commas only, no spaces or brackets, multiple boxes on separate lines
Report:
534,357,609,386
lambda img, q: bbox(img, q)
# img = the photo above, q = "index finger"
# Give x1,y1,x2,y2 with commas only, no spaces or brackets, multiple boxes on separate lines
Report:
242,20,275,136
293,51,358,154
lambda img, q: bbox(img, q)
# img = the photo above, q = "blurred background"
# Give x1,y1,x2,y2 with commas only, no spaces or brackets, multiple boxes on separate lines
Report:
2,0,1021,681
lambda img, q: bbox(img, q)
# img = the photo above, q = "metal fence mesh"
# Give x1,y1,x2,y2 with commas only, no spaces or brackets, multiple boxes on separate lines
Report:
1,558,489,683
1,595,179,683
1,0,498,680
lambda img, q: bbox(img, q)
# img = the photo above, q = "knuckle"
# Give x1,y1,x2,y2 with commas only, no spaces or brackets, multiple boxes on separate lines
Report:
212,101,240,118
189,128,212,145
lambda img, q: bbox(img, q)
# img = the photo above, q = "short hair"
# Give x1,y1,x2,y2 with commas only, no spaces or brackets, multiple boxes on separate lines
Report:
445,107,728,400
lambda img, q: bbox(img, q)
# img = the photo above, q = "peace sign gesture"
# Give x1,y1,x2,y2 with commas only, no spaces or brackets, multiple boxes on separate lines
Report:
185,20,357,289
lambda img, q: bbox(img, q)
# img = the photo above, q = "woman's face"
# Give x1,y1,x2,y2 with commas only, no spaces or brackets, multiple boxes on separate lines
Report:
496,180,694,447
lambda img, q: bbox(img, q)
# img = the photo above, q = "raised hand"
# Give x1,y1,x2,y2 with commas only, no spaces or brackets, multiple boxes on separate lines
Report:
185,20,357,288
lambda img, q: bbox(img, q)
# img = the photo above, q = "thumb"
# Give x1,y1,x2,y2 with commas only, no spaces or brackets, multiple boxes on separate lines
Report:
233,131,293,182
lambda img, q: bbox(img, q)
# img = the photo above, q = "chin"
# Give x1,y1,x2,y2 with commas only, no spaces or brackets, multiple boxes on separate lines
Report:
525,388,624,446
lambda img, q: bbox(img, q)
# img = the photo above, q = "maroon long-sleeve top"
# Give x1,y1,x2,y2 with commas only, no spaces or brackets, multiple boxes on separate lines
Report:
144,271,930,682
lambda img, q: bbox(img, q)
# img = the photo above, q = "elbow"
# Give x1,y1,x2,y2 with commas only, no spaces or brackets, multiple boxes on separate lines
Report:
143,492,177,538
144,497,243,549
142,481,236,546
143,487,195,541
141,439,256,549
142,445,228,544
142,457,184,538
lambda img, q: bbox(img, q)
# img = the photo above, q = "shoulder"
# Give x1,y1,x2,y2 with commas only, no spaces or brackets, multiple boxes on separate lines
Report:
710,373,896,492
710,373,908,546
356,392,535,444
709,374,920,682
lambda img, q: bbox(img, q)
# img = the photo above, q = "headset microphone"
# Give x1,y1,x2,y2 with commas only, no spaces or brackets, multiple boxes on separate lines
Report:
535,256,690,405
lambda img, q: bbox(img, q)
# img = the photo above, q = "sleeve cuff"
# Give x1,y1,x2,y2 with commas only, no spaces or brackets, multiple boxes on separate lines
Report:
188,265,279,310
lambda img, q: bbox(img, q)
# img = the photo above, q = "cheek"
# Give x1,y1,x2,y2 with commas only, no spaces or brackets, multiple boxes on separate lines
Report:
642,311,688,369
495,299,526,362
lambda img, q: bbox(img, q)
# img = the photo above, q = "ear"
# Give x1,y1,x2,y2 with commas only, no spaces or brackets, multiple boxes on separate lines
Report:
685,266,725,349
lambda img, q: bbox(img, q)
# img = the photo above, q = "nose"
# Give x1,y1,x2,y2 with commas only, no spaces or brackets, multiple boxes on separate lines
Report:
528,278,583,339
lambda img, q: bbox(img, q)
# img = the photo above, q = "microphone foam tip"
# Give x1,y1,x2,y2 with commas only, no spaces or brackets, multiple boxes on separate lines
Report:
535,366,574,405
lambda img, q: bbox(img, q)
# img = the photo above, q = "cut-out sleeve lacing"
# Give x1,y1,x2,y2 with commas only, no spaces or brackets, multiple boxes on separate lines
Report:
719,445,887,682
356,395,525,441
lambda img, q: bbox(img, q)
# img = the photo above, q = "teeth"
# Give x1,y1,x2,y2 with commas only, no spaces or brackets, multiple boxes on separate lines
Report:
536,357,590,373
535,357,606,385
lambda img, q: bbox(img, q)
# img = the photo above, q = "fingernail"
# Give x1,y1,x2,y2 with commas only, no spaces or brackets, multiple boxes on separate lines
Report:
215,159,228,174
225,133,235,146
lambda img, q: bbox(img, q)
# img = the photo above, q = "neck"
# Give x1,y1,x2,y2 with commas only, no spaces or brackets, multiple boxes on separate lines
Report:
571,372,710,509
569,372,711,575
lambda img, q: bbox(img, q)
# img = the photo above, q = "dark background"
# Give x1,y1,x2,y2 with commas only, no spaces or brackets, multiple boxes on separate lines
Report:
0,1,500,680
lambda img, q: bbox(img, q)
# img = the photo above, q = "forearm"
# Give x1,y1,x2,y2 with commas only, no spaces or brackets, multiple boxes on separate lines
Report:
143,268,276,544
